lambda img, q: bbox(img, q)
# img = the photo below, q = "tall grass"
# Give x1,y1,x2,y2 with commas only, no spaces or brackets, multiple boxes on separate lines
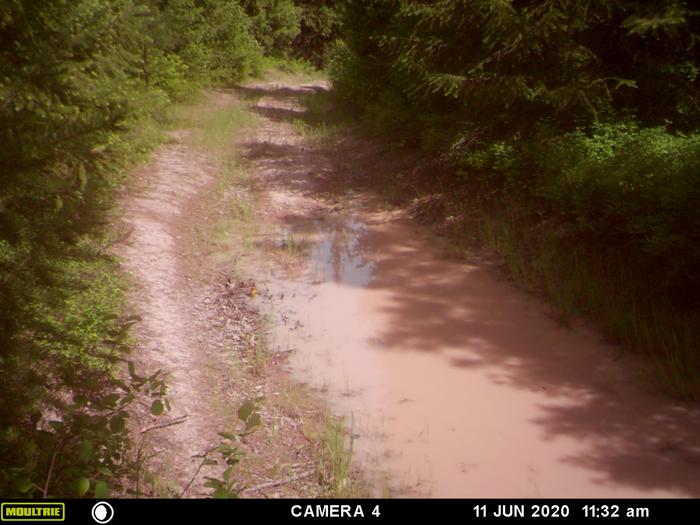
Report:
316,412,363,497
466,201,700,399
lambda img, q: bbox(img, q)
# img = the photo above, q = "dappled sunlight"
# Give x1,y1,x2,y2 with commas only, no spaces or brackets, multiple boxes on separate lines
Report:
242,82,700,497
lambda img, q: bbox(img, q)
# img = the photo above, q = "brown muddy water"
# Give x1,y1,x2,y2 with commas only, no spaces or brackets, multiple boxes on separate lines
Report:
239,82,700,498
253,203,700,498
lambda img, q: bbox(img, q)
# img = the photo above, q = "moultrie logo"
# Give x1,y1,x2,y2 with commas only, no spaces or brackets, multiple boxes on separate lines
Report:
1,502,65,522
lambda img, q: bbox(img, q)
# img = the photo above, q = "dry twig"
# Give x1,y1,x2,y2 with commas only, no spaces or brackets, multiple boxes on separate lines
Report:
242,470,315,495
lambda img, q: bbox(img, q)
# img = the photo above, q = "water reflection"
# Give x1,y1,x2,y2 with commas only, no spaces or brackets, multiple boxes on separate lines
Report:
309,216,375,287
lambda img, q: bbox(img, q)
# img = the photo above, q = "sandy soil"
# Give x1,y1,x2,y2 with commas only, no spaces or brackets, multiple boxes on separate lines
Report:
117,129,221,495
116,90,325,497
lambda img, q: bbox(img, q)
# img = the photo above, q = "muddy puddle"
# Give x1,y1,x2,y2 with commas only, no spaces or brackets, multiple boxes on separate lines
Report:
235,83,700,498
246,200,700,498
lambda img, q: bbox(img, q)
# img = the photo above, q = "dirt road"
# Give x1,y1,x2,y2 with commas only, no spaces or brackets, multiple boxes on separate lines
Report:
116,91,325,497
238,79,700,497
118,76,700,498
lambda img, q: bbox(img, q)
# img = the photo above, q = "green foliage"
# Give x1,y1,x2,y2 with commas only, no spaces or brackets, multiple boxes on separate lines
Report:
332,0,700,296
200,0,263,82
331,0,700,390
137,0,263,92
200,400,262,498
239,0,341,68
536,124,700,293
454,121,700,296
333,0,700,132
0,5,153,490
242,0,302,56
292,0,342,67
0,0,266,498
0,243,170,497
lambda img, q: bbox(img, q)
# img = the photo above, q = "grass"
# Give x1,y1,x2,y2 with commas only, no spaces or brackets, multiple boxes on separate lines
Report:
249,332,270,378
257,57,326,84
177,97,257,151
178,91,262,261
293,118,338,140
274,229,310,259
272,378,367,497
141,465,182,498
315,411,365,498
455,199,700,398
291,88,359,142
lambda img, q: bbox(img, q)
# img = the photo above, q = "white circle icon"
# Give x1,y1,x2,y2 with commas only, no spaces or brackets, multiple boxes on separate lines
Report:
91,502,114,524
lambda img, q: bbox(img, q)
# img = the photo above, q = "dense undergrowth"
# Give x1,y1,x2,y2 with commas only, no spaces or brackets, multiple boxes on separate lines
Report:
323,0,700,397
0,0,337,497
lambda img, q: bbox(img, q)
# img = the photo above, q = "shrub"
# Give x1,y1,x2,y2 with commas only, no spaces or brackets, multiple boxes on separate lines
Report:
536,124,700,296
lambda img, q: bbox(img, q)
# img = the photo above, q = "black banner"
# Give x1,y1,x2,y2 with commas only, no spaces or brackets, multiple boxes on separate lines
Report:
1,499,698,524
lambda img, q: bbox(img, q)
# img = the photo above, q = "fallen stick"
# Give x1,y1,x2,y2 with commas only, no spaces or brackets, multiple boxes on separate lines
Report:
180,445,218,499
243,470,315,495
140,414,188,434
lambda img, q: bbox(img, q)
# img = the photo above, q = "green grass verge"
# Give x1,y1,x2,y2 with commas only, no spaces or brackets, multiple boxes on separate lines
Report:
466,200,700,399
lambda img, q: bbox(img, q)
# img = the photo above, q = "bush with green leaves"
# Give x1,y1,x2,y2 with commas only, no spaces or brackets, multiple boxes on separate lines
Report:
0,0,265,497
202,1,263,82
198,400,262,498
291,0,342,67
241,0,302,56
535,124,700,294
